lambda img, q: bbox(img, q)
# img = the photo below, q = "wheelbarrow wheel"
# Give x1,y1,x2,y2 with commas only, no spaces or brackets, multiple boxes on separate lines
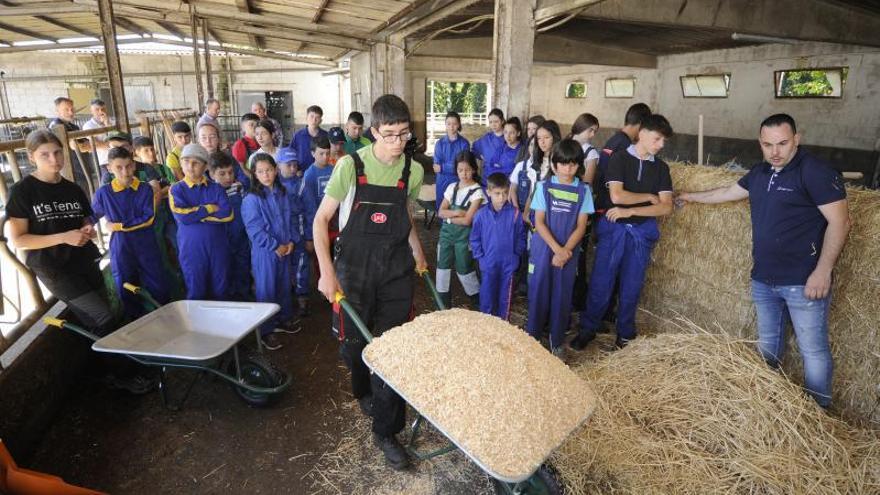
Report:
492,464,562,495
228,353,286,407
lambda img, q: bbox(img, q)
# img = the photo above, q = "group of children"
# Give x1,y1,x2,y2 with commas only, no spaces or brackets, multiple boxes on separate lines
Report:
90,106,376,350
434,104,675,356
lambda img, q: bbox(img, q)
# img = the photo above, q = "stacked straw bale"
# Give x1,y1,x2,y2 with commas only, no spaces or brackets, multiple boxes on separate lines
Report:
639,163,880,425
553,331,880,495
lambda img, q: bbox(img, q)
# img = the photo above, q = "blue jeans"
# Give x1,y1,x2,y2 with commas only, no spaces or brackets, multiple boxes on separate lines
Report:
751,280,833,408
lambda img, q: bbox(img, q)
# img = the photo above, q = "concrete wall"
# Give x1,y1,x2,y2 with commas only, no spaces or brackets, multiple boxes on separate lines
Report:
0,51,344,126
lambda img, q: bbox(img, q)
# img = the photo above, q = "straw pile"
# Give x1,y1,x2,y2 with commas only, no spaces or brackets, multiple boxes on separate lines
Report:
639,163,880,425
363,309,596,481
553,330,880,495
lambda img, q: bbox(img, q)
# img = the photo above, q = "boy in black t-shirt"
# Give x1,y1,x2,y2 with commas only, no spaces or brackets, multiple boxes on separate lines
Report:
572,114,674,350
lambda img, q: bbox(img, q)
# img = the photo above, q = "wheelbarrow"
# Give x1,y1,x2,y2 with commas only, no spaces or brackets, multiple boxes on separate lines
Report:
43,284,292,410
335,272,572,494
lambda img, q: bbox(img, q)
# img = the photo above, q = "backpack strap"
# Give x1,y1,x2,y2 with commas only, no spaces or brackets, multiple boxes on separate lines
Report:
397,154,412,191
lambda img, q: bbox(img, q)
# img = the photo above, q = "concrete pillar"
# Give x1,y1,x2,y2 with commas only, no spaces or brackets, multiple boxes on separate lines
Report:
491,0,536,122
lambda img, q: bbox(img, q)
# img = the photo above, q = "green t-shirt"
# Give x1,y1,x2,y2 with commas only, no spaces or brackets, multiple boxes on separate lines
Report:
343,135,372,156
325,144,424,230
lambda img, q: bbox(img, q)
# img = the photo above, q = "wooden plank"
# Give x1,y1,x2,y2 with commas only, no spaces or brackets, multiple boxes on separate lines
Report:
189,11,205,111
202,18,214,99
97,0,129,132
156,20,187,39
0,1,100,38
312,0,330,23
0,3,85,15
0,20,58,41
113,16,148,35
234,0,265,49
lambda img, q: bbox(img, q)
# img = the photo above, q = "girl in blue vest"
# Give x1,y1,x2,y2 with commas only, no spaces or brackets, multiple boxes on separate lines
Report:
242,153,299,350
526,139,594,357
432,111,470,210
472,108,506,174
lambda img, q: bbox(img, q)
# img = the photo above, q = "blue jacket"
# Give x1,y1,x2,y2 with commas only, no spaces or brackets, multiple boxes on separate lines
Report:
433,135,470,175
472,132,505,165
242,185,298,252
484,142,522,181
288,127,328,172
301,164,333,235
91,178,155,232
280,175,308,242
469,201,527,267
169,177,233,227
223,182,249,251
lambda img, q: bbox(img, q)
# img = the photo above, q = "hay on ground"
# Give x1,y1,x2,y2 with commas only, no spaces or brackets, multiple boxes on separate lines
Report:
553,330,880,495
640,163,880,425
363,309,596,481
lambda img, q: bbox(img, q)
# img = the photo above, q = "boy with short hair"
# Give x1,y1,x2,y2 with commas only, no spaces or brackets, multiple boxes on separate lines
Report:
276,148,311,316
92,146,169,318
328,126,347,164
572,114,674,351
208,151,251,301
102,132,161,191
302,135,335,249
287,105,328,172
166,121,192,181
469,172,527,320
169,143,233,300
343,111,371,155
315,95,427,470
232,113,261,166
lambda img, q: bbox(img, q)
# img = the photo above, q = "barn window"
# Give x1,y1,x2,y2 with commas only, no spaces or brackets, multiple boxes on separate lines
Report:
774,67,848,98
565,82,587,98
680,74,731,98
605,78,635,98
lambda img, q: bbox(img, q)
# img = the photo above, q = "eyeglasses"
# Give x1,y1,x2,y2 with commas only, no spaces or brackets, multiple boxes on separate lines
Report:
379,131,412,144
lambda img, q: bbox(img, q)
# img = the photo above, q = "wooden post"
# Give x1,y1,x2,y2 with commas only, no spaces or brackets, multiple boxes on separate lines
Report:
138,115,152,138
190,10,205,113
97,0,129,132
202,18,214,99
5,150,22,183
698,114,704,165
50,124,75,182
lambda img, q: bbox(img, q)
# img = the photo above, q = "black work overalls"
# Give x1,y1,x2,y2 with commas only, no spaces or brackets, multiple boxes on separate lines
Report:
332,151,414,436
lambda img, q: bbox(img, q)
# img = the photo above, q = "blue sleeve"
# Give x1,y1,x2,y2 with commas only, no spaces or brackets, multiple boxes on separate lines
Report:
514,209,527,257
144,165,161,182
242,196,280,251
433,139,445,166
205,184,233,222
469,210,484,260
530,182,547,211
803,161,846,205
122,187,156,229
169,183,210,225
580,185,595,215
299,179,314,240
91,189,106,223
285,195,301,245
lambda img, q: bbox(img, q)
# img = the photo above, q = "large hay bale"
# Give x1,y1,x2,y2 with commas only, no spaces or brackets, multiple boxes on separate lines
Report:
553,332,880,495
640,163,880,425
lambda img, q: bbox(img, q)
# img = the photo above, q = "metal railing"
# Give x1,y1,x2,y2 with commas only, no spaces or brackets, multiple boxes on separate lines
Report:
0,108,198,363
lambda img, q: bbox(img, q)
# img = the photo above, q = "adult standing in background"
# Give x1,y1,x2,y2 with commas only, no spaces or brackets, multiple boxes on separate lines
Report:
251,101,283,147
82,98,113,166
197,98,221,130
47,96,92,191
676,113,850,409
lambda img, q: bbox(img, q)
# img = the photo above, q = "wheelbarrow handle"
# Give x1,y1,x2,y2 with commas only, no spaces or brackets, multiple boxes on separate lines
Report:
334,292,374,343
417,269,446,311
123,282,161,312
42,317,101,342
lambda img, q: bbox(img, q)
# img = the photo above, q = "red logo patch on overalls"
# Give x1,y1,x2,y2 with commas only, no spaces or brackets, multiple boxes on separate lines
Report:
371,212,387,224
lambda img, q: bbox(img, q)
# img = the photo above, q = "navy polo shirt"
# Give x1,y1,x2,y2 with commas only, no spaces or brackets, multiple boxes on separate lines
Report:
738,149,846,285
598,145,672,224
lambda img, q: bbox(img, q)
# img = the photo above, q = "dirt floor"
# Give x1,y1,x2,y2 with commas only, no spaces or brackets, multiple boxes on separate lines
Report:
25,204,615,494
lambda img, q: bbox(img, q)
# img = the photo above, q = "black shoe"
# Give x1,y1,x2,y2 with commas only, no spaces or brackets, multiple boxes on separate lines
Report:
358,394,373,416
615,336,633,349
261,334,283,350
569,333,595,351
373,433,410,470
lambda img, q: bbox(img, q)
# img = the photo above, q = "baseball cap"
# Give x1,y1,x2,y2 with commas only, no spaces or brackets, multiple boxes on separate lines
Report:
328,126,345,144
107,130,132,143
275,148,298,164
180,143,209,163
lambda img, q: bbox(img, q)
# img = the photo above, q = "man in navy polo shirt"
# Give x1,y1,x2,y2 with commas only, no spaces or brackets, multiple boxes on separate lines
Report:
571,114,675,351
676,114,850,408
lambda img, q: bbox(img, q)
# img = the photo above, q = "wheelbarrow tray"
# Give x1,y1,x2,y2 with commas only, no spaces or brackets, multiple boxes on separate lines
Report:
361,316,596,485
92,300,280,361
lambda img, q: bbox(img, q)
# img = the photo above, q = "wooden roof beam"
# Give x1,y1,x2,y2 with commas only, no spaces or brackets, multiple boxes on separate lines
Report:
0,0,99,38
0,20,58,42
156,20,187,40
234,0,264,49
312,0,330,24
113,16,150,36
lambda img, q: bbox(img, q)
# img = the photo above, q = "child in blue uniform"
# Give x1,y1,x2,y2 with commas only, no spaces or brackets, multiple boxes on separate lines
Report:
472,108,505,174
169,144,233,300
243,153,298,350
469,172,527,320
209,152,251,301
432,111,470,210
288,105,328,172
483,117,522,183
436,150,483,308
572,115,674,351
527,139,594,357
92,147,169,318
302,135,335,283
276,147,312,318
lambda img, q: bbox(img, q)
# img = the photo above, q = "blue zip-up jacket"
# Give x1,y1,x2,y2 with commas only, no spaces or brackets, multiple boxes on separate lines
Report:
280,175,307,242
242,185,298,251
288,127,328,172
469,201,527,267
91,178,156,232
301,163,334,235
433,135,470,175
223,182,249,251
472,132,505,165
169,176,234,226
484,142,523,181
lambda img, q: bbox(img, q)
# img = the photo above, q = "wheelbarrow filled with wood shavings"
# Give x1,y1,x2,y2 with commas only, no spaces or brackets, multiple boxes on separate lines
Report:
337,294,595,494
44,284,291,410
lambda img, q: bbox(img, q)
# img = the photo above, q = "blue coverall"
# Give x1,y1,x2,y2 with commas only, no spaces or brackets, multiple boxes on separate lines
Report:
280,175,310,297
92,178,169,318
242,185,298,336
169,177,233,300
469,201,526,320
483,142,522,184
224,182,251,301
432,135,470,210
527,179,591,349
288,127,328,172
